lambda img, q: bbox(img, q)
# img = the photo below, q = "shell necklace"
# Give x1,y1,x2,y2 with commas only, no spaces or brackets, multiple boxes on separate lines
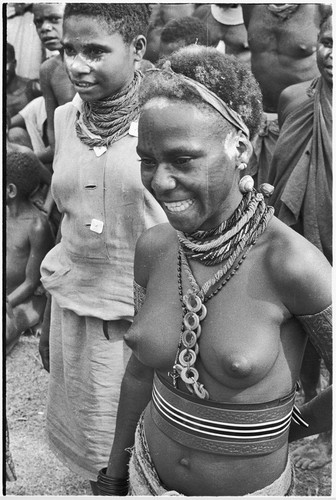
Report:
169,191,274,399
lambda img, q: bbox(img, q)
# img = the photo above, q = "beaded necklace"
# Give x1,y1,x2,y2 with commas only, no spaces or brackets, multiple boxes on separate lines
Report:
169,191,274,399
75,70,142,148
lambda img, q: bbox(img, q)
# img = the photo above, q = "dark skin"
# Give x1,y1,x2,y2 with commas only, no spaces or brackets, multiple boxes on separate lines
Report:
105,100,331,495
6,183,54,353
242,4,326,112
33,3,75,160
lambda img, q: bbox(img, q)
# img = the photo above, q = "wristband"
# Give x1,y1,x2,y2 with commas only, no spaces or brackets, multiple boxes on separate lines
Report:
97,467,129,496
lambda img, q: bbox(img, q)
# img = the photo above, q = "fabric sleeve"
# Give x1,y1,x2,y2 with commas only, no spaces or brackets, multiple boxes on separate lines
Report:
296,304,332,374
133,280,147,316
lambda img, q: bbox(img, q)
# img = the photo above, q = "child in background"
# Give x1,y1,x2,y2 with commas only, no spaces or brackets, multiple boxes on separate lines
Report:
159,16,208,57
6,151,54,354
33,3,75,163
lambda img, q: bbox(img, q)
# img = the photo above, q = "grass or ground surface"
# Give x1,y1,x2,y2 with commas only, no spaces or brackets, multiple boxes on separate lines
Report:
5,335,332,496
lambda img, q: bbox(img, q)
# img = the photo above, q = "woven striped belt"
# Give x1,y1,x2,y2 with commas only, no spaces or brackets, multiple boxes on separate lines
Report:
151,373,306,456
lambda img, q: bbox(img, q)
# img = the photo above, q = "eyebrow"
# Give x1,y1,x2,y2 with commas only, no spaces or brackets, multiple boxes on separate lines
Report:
136,145,203,156
62,41,110,51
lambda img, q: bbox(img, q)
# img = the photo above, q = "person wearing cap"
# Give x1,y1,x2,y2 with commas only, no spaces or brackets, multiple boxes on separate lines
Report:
193,4,250,66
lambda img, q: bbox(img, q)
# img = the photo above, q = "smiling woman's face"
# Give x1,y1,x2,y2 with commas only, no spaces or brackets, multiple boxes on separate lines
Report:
138,98,243,233
62,15,136,101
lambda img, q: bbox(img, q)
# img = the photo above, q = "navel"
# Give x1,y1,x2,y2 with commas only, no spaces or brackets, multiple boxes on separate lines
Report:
179,457,190,468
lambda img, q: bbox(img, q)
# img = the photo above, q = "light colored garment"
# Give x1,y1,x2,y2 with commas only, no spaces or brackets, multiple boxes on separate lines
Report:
128,412,295,496
269,77,332,263
19,96,48,156
47,299,131,481
6,5,43,80
41,95,166,479
41,96,166,321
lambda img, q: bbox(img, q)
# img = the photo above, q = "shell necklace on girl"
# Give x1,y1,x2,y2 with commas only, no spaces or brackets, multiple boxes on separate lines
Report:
169,189,274,399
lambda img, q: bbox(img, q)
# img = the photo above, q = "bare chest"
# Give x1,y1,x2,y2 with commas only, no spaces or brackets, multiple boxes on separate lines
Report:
126,257,287,392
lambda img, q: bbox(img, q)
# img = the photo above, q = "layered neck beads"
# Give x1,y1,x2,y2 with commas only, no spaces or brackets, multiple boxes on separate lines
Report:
169,190,274,399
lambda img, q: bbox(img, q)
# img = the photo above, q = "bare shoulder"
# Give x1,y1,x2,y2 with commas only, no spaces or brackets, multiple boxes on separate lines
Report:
134,223,176,287
28,207,53,241
40,54,62,77
264,218,331,316
278,81,311,126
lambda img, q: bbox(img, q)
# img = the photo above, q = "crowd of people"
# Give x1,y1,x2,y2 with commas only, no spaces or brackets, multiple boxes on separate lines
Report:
5,3,332,496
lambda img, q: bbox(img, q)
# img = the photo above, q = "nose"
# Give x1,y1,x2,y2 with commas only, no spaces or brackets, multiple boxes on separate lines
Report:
69,54,91,75
40,20,52,32
151,164,176,194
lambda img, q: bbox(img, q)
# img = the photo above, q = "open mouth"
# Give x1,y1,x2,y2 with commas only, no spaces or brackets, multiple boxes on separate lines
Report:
73,81,96,89
163,199,195,213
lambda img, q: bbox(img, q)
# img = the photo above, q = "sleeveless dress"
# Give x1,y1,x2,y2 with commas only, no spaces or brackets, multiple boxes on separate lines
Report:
40,95,166,480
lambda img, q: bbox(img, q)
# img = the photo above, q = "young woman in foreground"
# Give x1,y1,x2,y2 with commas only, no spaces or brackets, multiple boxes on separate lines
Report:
98,47,332,496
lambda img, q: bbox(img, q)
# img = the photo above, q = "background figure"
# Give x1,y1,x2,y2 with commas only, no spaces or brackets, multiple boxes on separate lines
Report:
145,3,196,63
38,4,166,494
33,3,75,163
159,16,208,58
268,10,332,471
6,42,41,118
243,3,328,187
6,3,43,80
8,96,49,159
194,4,250,65
6,151,54,355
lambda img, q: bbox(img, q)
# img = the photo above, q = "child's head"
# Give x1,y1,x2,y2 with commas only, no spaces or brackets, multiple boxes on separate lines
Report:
160,16,208,57
6,152,41,201
62,3,150,101
33,3,65,51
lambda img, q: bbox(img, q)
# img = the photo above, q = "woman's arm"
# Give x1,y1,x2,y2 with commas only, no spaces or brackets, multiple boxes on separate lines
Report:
106,354,154,478
273,227,332,438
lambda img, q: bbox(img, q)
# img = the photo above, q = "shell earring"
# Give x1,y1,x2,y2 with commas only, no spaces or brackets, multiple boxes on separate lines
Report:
239,175,254,193
237,162,247,171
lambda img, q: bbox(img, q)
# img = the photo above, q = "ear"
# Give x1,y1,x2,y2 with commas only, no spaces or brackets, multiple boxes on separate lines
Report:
6,183,17,199
132,35,147,62
235,131,253,166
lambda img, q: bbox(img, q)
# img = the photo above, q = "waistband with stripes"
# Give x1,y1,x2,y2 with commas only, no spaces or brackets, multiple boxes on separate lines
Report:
151,372,297,456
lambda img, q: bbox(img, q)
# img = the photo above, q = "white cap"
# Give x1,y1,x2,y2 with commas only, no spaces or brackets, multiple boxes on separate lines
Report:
210,4,244,26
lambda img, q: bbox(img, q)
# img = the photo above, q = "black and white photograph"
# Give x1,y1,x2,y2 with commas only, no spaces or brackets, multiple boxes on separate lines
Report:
4,2,333,496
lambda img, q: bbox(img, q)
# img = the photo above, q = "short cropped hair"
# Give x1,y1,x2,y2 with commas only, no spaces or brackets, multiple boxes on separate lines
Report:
63,3,151,43
319,4,332,31
161,16,208,47
7,42,16,62
6,152,41,198
140,46,263,139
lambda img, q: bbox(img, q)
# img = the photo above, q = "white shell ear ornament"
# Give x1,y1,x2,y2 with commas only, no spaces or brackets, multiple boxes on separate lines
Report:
162,60,172,71
259,183,274,198
239,175,254,193
237,162,247,171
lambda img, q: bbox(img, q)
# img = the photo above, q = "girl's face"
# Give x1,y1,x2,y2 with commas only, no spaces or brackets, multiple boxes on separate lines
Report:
138,98,245,233
62,16,139,101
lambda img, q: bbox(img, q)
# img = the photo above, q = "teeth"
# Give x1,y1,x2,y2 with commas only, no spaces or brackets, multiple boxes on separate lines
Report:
164,199,194,213
76,82,94,88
